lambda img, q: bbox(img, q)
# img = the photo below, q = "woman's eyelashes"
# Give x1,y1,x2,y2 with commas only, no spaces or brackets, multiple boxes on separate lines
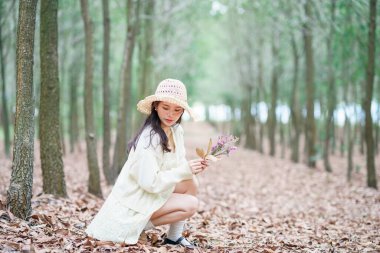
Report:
162,107,182,114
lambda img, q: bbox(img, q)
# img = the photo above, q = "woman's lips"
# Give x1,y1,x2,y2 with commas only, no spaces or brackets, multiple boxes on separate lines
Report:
166,119,174,123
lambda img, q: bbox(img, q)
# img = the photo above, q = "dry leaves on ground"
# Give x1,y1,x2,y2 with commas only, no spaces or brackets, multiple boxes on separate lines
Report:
1,122,380,252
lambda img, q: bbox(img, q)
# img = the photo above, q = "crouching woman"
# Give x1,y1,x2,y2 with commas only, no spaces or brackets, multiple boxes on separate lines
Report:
85,79,208,249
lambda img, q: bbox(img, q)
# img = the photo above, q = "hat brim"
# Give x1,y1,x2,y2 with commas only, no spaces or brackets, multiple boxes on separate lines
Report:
137,95,199,121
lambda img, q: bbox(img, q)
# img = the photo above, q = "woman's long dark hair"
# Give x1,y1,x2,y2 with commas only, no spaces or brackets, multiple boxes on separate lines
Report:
128,101,183,153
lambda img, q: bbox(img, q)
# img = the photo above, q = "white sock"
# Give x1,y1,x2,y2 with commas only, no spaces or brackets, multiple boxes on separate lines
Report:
167,220,191,246
143,220,154,231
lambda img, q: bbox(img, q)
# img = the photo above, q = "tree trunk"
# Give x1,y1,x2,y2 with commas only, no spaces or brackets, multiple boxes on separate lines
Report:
348,85,360,182
112,0,140,177
331,120,336,155
323,0,336,173
340,126,345,157
346,115,353,182
280,122,285,159
101,0,113,185
290,33,301,163
80,0,102,197
0,2,11,158
255,89,262,152
39,0,66,196
364,0,377,189
69,62,79,153
6,0,38,220
269,32,279,157
136,0,155,128
343,80,353,181
244,85,255,149
257,37,264,154
360,125,365,155
303,0,316,168
376,102,380,154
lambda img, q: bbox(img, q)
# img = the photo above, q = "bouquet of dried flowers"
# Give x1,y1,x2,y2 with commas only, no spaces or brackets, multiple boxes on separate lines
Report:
196,135,239,161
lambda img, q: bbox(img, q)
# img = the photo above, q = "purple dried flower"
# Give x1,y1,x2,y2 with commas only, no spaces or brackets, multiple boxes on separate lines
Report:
210,135,239,158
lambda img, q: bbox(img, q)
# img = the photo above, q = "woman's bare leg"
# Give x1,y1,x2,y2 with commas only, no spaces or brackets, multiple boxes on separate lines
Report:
173,179,198,196
150,193,198,226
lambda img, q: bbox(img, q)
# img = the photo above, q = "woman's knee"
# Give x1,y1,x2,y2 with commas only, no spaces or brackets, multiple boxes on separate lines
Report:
187,183,198,196
184,195,198,216
174,179,198,196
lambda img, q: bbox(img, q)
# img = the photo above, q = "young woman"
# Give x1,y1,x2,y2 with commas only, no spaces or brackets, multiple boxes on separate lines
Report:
85,79,208,249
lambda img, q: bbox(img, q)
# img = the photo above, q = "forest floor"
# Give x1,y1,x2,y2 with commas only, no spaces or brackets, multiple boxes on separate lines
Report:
0,122,380,253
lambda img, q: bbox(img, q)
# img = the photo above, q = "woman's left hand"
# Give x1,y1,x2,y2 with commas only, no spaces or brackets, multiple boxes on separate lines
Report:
188,158,209,175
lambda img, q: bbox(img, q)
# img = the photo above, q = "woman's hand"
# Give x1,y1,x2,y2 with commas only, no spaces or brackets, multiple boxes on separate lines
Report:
188,158,209,175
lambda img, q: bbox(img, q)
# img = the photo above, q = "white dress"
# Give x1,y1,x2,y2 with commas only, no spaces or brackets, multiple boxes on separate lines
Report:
85,125,193,244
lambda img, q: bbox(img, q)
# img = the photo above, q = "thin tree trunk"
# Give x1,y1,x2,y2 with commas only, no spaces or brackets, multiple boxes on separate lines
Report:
136,0,155,128
112,0,140,176
376,102,380,154
7,0,38,219
331,124,336,155
290,33,301,163
346,115,353,182
364,0,377,189
257,37,264,154
80,0,102,197
69,62,79,153
255,89,262,152
340,126,345,157
269,32,279,157
303,0,316,167
0,2,11,158
280,122,285,159
101,0,113,185
324,0,336,173
343,81,353,181
360,125,365,155
244,85,255,149
348,85,360,181
377,79,380,155
39,0,66,196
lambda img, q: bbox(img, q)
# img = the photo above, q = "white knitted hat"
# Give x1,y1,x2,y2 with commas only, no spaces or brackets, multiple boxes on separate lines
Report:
137,79,198,120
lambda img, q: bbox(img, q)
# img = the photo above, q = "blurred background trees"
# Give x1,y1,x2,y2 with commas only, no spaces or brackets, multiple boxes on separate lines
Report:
0,0,379,218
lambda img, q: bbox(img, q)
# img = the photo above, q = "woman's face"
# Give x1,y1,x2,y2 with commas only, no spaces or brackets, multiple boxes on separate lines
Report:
155,101,184,128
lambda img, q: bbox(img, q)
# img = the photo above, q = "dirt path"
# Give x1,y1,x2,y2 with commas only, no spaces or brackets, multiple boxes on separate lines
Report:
0,122,379,252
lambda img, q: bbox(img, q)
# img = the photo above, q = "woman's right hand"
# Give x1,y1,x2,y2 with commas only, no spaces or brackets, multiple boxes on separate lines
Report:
188,158,209,175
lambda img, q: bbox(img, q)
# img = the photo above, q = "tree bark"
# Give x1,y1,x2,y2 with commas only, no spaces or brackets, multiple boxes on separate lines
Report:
347,85,360,182
257,37,264,154
80,0,102,197
39,0,66,196
364,0,377,189
136,0,155,128
112,0,140,176
7,0,38,220
346,115,353,182
0,2,11,158
69,61,79,153
343,84,353,181
244,85,255,149
290,33,301,163
269,32,279,157
303,0,317,167
376,97,380,154
101,0,113,185
280,122,285,159
323,0,336,173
